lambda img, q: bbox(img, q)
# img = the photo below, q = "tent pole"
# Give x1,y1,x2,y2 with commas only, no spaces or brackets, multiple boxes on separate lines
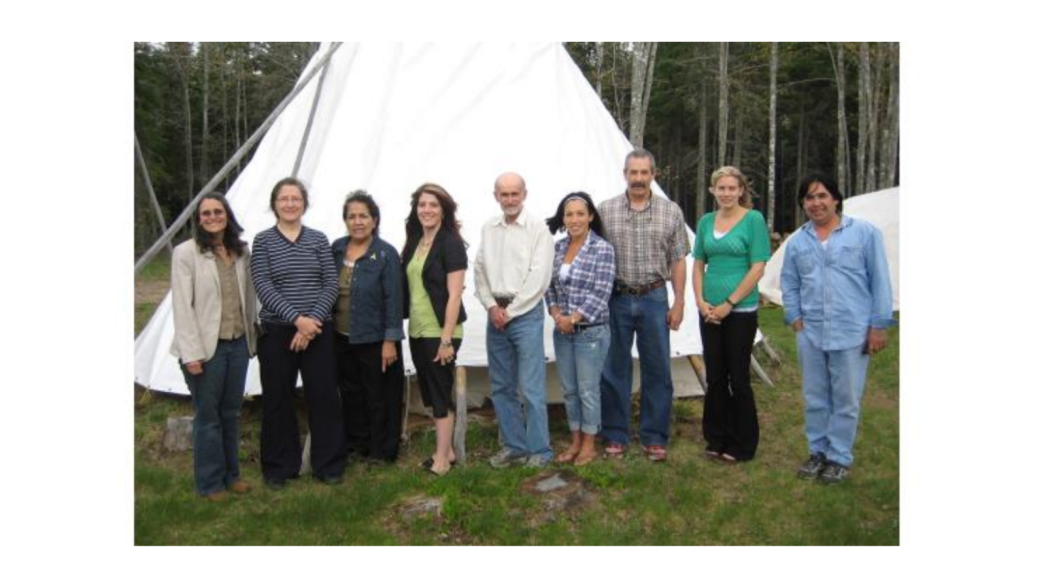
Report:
687,355,708,396
401,373,412,443
757,338,782,366
454,366,468,466
135,132,173,256
750,354,774,387
291,53,334,177
134,42,344,275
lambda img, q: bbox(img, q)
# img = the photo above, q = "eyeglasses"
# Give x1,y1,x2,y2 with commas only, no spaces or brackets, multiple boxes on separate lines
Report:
200,209,226,218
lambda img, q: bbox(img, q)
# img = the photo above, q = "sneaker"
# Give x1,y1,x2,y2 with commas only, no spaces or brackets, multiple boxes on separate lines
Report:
523,454,551,468
317,473,344,486
818,462,850,485
797,453,827,480
265,478,287,491
228,479,251,494
489,448,528,469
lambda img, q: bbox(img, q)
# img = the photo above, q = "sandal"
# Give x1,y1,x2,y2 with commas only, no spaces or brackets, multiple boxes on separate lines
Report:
555,450,580,464
604,442,627,459
573,451,598,467
643,445,668,463
716,453,739,465
420,456,457,470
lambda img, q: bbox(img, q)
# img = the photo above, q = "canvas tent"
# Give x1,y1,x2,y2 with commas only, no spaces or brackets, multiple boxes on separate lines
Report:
135,42,739,400
759,186,900,311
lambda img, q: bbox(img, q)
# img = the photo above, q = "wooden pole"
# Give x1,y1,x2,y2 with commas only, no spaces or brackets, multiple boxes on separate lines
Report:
134,132,173,255
401,373,412,443
750,354,774,387
454,366,468,466
134,42,344,275
687,355,708,396
757,338,782,366
292,55,333,177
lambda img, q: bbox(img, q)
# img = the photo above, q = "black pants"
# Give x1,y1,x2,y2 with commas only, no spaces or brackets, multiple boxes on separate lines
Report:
699,311,760,460
335,336,404,462
258,322,346,481
409,338,460,419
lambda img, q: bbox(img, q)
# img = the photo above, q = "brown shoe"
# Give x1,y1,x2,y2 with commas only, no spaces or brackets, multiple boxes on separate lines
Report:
228,480,251,494
203,490,229,502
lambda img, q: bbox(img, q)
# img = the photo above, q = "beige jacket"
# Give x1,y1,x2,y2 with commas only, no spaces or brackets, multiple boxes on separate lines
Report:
169,239,258,363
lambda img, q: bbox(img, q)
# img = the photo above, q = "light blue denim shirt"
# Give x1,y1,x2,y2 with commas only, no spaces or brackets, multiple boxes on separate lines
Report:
781,215,894,351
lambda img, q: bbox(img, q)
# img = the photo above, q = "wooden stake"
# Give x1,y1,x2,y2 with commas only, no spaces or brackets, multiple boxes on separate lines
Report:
687,355,708,396
454,366,468,466
750,354,774,387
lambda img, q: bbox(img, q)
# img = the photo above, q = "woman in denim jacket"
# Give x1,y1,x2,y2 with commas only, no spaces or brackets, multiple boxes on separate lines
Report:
330,191,405,463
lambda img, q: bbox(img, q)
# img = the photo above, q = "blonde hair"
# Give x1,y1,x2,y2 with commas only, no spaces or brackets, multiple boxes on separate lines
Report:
709,166,751,209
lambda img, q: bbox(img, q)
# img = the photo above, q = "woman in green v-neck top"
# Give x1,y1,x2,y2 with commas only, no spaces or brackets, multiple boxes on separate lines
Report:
692,166,771,464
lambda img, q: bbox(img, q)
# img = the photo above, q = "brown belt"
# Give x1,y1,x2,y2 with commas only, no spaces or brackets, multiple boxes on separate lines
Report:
494,296,514,309
613,279,665,296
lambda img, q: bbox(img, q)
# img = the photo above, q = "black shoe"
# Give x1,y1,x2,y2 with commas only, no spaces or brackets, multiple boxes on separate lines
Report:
818,462,850,485
420,457,456,470
265,478,287,491
797,453,827,480
317,474,344,486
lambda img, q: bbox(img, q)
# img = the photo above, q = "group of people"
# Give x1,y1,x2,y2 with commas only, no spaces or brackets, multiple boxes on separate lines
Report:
169,147,893,501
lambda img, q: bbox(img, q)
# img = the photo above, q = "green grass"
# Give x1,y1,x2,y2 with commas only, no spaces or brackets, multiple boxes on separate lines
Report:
134,302,899,545
134,254,898,544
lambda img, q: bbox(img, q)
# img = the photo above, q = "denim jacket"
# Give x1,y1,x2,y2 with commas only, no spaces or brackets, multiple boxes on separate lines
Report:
330,236,405,344
781,215,894,351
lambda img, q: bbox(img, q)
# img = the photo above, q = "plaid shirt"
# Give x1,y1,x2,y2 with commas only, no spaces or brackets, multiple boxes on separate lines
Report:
597,192,690,286
544,231,616,324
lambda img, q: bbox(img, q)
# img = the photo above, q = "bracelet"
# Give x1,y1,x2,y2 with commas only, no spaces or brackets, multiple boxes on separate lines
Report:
725,298,737,307
439,340,453,348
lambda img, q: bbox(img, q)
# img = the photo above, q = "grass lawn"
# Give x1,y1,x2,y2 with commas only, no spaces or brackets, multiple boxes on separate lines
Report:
134,261,899,545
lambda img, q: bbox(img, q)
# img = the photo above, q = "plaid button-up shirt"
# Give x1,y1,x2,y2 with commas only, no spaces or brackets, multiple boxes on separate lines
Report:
544,231,616,324
597,192,690,286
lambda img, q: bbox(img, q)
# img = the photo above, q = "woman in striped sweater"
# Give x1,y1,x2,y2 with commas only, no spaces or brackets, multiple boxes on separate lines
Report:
251,177,346,489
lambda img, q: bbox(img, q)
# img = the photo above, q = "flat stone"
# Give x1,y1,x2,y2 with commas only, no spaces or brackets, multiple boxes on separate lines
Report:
162,416,193,452
400,495,444,520
535,473,570,493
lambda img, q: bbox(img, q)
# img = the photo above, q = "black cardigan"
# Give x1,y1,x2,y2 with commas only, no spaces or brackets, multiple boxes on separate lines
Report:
401,228,468,329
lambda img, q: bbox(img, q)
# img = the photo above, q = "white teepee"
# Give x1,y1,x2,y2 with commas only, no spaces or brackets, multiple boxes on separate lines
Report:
135,42,712,396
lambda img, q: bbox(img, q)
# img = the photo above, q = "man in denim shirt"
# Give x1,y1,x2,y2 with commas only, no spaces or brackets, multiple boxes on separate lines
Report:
782,173,894,484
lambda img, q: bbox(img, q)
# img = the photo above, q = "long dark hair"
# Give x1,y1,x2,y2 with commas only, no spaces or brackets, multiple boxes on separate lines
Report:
797,172,844,213
191,192,246,257
402,182,466,257
546,191,605,238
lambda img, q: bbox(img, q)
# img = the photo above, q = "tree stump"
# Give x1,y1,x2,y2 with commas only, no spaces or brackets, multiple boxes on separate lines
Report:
163,416,193,452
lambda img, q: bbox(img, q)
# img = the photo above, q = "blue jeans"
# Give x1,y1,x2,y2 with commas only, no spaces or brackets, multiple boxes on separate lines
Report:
487,304,552,460
180,337,249,496
600,287,674,446
797,330,870,467
553,324,610,435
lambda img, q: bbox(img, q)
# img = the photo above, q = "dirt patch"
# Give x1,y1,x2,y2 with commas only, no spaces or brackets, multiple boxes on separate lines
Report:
135,277,169,307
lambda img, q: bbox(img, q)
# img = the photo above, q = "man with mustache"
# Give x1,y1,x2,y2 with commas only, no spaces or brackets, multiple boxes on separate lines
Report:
596,149,690,462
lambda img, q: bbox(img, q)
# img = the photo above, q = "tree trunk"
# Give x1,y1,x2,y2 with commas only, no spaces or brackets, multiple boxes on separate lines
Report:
220,45,229,191
856,42,870,197
697,78,708,220
200,43,210,187
732,100,744,169
865,43,885,194
881,42,900,187
830,42,849,196
766,42,778,235
595,42,603,99
172,45,194,201
717,42,729,167
629,42,657,148
794,109,806,230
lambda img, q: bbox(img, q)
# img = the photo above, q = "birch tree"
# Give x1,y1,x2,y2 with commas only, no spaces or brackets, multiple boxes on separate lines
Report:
766,42,778,234
629,42,658,147
717,42,729,166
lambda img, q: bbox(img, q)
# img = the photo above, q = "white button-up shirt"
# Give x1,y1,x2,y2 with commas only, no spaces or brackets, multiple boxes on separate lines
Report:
474,209,554,320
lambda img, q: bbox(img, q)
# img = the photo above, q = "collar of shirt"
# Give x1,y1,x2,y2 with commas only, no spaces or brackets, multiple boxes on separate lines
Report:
494,209,531,228
800,214,852,239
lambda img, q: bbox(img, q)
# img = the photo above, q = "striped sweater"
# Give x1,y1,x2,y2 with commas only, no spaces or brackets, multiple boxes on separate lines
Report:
251,225,338,325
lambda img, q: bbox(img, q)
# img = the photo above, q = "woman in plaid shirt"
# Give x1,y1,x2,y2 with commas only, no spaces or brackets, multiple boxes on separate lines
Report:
545,192,616,466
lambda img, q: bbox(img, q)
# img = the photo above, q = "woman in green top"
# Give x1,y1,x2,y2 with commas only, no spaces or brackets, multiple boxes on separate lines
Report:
401,183,468,476
692,166,771,463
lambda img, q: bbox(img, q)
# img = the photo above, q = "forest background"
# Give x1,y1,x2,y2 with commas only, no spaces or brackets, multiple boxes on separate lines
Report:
133,41,899,254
